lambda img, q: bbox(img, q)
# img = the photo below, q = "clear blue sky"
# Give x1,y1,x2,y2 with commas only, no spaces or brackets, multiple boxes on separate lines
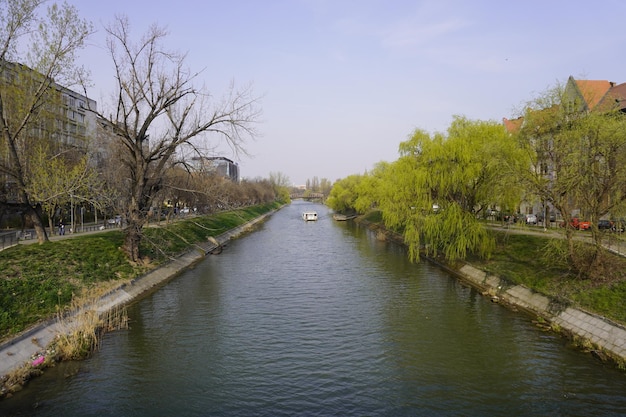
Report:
75,0,626,186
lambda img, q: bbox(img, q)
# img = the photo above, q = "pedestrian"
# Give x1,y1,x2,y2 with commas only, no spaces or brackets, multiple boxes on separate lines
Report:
59,222,65,236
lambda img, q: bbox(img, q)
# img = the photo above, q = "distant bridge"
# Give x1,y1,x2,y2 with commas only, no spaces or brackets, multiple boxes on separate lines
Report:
290,192,325,200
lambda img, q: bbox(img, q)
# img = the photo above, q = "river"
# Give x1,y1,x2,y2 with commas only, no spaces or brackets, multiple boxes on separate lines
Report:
2,201,626,416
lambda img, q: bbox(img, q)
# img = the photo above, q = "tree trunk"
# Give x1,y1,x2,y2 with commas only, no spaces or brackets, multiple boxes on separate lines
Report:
123,221,141,263
122,186,148,263
26,204,49,244
48,215,55,237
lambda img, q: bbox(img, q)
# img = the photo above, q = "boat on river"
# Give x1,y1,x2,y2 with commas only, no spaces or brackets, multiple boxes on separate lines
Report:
302,211,318,221
333,213,357,221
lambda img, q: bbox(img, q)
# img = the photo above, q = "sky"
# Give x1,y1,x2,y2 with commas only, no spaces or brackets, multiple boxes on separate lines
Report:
72,0,626,186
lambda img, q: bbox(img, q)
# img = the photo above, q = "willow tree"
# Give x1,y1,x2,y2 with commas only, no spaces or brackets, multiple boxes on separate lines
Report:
378,116,527,262
326,174,363,214
350,161,389,214
94,16,260,262
0,0,92,242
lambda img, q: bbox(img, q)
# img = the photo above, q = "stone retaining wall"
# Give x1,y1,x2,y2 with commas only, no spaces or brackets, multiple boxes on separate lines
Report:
0,210,276,381
366,219,626,366
457,264,626,364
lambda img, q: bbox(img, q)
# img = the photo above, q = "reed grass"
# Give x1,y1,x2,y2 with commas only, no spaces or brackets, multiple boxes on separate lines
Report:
52,288,129,361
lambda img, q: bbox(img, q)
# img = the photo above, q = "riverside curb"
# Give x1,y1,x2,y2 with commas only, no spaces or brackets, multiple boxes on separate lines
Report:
360,218,626,366
0,210,277,384
456,264,626,363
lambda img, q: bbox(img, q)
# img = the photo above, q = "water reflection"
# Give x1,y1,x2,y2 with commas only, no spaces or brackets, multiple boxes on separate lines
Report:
2,201,626,416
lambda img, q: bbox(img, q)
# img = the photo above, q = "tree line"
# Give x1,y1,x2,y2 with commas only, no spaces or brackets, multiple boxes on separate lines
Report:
327,86,626,279
0,0,287,262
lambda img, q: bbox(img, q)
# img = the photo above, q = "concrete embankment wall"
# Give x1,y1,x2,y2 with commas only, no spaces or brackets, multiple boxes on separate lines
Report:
455,263,626,363
365,219,626,365
95,211,273,311
0,210,276,381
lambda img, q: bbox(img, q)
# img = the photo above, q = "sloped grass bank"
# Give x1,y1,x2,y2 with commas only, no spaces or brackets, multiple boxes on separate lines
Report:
0,233,140,340
0,202,281,342
470,232,626,325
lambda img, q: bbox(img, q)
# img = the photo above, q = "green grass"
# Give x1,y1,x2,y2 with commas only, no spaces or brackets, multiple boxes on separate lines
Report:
141,204,280,260
571,283,626,323
0,202,281,341
469,233,565,292
0,232,138,338
469,232,626,324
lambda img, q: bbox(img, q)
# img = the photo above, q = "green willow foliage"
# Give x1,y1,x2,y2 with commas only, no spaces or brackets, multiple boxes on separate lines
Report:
377,116,527,262
326,174,363,214
330,116,527,263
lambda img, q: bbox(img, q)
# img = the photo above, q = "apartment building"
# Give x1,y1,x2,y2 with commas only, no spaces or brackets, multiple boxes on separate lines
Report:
0,60,97,204
503,76,626,223
191,156,240,182
0,61,97,150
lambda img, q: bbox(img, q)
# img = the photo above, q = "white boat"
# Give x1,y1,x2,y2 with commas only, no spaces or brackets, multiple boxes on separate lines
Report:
302,211,318,221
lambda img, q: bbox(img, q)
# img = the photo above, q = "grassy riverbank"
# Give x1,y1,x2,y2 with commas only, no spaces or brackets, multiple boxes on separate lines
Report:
0,202,281,342
471,232,626,324
359,210,626,326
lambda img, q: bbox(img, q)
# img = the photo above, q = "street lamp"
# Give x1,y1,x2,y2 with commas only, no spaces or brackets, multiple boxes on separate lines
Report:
70,195,74,234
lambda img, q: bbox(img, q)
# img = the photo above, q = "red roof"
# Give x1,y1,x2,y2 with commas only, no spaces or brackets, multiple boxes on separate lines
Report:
503,76,626,131
502,117,523,133
597,82,626,112
573,78,613,110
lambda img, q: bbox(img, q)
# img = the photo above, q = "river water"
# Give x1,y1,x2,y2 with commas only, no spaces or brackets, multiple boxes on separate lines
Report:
2,201,626,416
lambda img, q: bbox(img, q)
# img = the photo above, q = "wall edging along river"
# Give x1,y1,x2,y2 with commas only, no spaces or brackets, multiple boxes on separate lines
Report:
3,208,624,390
0,210,277,386
365,219,626,367
124,213,626,368
99,214,626,367
454,263,626,365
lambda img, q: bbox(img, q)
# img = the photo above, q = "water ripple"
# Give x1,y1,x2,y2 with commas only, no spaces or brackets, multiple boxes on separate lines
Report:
3,202,626,417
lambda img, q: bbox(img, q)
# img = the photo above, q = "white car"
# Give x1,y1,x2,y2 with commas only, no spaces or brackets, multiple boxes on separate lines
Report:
525,214,538,224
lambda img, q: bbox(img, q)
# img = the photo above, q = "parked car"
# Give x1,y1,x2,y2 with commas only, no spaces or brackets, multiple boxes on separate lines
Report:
525,214,538,225
107,215,122,226
572,218,591,230
598,220,613,230
536,212,557,223
560,218,591,230
612,219,626,233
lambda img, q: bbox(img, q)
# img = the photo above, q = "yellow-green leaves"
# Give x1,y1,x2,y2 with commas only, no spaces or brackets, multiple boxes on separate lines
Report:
379,117,523,262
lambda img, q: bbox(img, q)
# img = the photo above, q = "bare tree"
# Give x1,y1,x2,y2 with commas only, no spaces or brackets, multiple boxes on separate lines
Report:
94,16,261,262
0,0,92,242
268,171,291,202
517,84,626,276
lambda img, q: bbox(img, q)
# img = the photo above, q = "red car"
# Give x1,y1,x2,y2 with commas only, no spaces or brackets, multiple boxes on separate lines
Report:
560,218,591,230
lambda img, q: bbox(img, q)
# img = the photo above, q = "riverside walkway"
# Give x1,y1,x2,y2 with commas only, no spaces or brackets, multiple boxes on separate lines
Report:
489,221,626,257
